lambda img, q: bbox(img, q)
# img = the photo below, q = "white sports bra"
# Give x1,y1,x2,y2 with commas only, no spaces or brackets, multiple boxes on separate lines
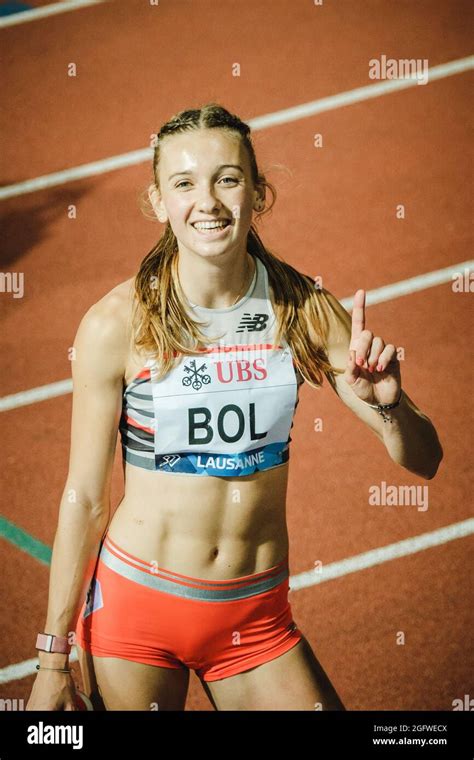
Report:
119,254,304,476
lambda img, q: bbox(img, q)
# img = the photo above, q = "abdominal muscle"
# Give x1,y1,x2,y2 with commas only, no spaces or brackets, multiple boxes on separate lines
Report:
105,459,291,581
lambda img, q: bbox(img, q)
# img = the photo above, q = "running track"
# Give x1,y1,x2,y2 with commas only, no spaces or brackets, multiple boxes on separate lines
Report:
0,0,473,711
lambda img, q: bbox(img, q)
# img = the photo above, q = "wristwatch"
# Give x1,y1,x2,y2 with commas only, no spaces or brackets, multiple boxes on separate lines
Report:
36,632,71,654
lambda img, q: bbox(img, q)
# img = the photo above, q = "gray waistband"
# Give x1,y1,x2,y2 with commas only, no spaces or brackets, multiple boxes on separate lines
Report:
99,542,289,602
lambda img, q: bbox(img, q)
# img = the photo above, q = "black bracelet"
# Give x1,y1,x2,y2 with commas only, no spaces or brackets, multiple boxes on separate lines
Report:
365,388,404,423
36,664,72,673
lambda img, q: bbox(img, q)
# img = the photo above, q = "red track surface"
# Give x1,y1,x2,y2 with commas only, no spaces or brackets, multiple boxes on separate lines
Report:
1,0,472,711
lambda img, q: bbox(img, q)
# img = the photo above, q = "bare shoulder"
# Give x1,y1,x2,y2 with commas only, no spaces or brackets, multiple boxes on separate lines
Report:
73,277,136,376
81,277,134,334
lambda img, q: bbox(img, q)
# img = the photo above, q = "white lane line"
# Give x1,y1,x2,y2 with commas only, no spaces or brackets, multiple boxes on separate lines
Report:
1,260,471,412
250,55,474,130
0,148,152,200
289,518,474,591
0,650,78,686
0,0,110,28
0,379,73,412
338,260,474,310
1,55,472,200
1,518,472,684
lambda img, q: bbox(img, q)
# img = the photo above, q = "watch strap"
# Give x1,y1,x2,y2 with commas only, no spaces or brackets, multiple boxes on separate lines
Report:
36,632,71,654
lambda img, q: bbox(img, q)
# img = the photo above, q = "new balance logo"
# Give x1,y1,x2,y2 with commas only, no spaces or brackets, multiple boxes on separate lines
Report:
236,313,269,333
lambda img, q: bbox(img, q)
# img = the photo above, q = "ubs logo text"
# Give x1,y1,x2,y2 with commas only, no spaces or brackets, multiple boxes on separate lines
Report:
216,358,267,383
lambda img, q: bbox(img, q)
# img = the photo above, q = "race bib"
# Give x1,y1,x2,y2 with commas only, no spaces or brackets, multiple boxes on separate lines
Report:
150,343,298,475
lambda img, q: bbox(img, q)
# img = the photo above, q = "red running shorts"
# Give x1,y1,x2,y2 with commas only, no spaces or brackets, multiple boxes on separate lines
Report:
75,533,303,682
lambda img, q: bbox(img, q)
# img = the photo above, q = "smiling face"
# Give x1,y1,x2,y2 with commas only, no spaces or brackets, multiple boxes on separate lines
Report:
151,129,264,261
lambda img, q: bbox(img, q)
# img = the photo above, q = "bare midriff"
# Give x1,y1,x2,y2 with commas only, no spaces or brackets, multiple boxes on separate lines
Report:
107,459,290,581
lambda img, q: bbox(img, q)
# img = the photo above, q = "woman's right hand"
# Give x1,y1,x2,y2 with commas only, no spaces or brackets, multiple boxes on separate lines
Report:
26,670,78,711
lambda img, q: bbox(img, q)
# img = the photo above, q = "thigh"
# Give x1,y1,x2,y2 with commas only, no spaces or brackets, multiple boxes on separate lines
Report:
205,634,346,711
91,654,190,711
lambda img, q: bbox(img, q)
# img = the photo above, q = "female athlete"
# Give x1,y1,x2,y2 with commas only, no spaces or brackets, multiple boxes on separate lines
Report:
26,103,443,711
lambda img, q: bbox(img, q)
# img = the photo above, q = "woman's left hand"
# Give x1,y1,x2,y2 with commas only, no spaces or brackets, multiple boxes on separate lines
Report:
344,289,402,405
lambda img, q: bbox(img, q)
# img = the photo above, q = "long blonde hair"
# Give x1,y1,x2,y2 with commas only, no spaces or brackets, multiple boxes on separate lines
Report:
132,102,344,389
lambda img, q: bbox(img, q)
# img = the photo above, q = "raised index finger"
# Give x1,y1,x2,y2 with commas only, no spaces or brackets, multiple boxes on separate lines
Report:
349,289,366,350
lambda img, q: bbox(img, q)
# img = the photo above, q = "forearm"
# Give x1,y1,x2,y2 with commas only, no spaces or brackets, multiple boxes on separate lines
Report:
381,392,443,480
39,490,109,664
